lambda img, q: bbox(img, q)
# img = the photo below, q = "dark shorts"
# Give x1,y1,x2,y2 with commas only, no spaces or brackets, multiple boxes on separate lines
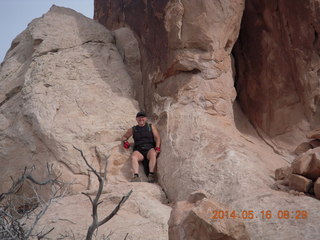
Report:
134,144,155,175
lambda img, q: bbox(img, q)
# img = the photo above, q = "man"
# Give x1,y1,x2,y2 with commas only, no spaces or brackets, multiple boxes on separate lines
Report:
121,111,161,183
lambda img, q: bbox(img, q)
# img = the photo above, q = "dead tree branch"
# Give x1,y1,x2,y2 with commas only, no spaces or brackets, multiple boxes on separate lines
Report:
73,146,132,240
0,164,66,240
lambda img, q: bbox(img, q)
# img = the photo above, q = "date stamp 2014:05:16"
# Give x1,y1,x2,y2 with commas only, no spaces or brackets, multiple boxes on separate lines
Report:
211,210,308,220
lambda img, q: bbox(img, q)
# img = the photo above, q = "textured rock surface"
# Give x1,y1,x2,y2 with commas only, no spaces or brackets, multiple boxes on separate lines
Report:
1,6,171,239
294,142,312,155
168,192,250,240
31,183,171,240
233,0,320,148
292,149,320,180
289,174,313,193
307,129,320,139
275,166,292,181
0,6,139,193
95,0,320,239
113,27,143,105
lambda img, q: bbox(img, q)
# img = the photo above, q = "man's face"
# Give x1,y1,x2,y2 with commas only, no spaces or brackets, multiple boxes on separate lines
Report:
136,116,147,126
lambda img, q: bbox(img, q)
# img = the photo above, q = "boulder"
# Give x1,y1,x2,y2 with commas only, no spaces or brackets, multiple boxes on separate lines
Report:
289,174,313,193
292,149,320,180
168,192,250,240
0,6,139,194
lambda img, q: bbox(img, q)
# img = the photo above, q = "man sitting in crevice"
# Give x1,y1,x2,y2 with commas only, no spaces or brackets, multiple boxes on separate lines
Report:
121,111,161,183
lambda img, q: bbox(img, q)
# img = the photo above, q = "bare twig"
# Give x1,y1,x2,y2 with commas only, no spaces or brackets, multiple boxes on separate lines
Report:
73,146,132,240
0,164,67,240
37,227,54,239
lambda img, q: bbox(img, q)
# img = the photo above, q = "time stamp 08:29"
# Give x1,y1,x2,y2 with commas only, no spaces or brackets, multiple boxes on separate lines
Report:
211,210,308,220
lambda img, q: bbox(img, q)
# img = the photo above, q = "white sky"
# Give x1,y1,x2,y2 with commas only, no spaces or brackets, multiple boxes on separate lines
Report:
0,0,94,62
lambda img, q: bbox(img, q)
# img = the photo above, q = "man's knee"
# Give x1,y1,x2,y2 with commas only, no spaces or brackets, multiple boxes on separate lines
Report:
131,152,143,162
148,149,157,160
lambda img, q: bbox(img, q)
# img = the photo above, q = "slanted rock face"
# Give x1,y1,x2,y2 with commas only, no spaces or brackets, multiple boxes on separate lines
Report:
1,6,172,239
95,0,320,239
233,0,320,146
31,183,171,240
0,5,139,193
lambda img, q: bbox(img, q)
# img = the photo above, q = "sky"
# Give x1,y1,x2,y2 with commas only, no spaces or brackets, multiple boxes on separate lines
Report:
0,0,94,62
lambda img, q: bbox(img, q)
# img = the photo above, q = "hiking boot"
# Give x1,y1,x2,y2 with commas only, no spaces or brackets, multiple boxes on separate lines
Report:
130,175,141,182
148,174,156,183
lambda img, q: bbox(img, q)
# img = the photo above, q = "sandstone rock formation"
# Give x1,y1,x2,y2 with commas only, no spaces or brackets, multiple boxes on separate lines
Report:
95,0,320,239
0,5,139,193
233,0,320,149
168,192,250,240
276,142,320,199
0,6,171,239
2,1,320,239
31,183,171,240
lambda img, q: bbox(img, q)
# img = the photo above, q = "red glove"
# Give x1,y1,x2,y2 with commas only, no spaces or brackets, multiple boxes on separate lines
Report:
123,141,130,149
154,147,161,152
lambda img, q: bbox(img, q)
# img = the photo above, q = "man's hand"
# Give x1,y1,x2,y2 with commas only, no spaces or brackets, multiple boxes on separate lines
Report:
154,147,161,154
123,141,130,149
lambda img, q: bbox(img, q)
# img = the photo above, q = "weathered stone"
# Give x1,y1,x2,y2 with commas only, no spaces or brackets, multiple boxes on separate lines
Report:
294,142,312,155
113,27,143,104
30,183,171,240
289,174,313,193
0,5,139,194
307,129,320,140
168,195,250,240
309,139,320,149
274,180,289,191
292,149,320,180
314,178,320,200
94,1,320,239
275,166,292,180
233,0,320,147
292,153,313,176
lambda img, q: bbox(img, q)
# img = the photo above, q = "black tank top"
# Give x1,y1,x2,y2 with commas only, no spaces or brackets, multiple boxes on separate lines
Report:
132,123,155,149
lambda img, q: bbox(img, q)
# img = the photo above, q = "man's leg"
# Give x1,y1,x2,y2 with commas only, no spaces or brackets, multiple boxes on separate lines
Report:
131,150,144,175
146,149,157,183
147,148,157,173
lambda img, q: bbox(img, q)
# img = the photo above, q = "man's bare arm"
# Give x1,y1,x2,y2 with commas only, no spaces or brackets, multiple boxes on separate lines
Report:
121,128,132,142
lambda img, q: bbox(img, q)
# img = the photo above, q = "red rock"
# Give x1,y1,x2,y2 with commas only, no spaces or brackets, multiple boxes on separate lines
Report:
309,139,320,149
294,142,312,155
292,154,313,176
289,174,313,193
306,129,320,139
292,150,320,180
233,0,320,143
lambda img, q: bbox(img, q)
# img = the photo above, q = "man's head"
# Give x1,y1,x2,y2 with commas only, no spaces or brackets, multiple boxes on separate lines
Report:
136,111,147,126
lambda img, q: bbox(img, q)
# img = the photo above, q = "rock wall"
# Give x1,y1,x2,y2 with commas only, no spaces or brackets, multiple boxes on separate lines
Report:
94,0,320,239
1,1,320,239
0,5,140,193
233,0,320,147
0,6,171,239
